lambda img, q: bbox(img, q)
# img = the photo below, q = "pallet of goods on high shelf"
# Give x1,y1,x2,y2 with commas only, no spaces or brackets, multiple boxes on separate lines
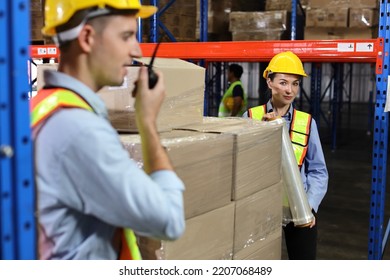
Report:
308,0,378,9
196,0,232,41
265,0,308,12
305,0,378,39
229,10,289,41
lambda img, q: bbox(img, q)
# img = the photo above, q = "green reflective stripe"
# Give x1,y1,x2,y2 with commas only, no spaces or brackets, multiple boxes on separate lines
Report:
31,89,93,127
249,105,265,120
293,144,305,165
290,131,308,146
292,110,310,134
123,229,142,260
290,109,311,167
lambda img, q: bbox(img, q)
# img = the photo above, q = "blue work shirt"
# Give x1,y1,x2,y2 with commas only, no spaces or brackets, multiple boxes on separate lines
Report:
242,101,328,213
34,70,185,259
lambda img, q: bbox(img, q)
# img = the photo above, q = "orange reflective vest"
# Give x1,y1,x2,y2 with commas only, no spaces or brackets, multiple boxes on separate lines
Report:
30,88,142,260
248,105,312,168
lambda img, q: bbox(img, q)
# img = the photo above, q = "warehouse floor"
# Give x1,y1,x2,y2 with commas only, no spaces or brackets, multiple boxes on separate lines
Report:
280,102,390,260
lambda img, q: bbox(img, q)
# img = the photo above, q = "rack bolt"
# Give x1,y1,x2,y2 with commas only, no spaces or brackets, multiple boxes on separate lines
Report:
0,145,14,158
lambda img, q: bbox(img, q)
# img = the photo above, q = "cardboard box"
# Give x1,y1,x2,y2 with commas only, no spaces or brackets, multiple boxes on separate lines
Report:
266,0,308,12
175,117,283,200
138,203,235,260
196,0,232,39
308,0,378,9
306,8,348,28
30,10,44,41
30,0,42,12
233,229,281,260
120,130,233,219
233,181,283,257
304,27,377,39
229,11,288,32
37,58,205,132
349,8,379,28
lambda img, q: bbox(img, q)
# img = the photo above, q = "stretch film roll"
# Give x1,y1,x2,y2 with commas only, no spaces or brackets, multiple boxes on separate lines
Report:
274,118,314,226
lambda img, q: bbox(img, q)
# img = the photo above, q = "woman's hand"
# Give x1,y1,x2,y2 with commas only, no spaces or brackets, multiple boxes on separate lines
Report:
262,112,279,121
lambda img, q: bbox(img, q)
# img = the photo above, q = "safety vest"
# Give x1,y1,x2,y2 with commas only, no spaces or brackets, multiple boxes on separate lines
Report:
248,105,312,168
30,88,142,260
218,81,248,117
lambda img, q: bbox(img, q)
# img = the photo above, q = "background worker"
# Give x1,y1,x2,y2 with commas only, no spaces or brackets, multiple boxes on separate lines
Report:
31,0,185,259
218,64,248,117
243,51,328,259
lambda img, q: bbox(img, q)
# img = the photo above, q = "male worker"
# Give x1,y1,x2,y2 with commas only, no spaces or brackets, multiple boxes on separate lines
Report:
218,64,247,117
31,0,185,259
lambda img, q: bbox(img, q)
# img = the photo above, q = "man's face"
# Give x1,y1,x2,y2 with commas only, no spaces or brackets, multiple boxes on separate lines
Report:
90,14,141,88
267,73,301,107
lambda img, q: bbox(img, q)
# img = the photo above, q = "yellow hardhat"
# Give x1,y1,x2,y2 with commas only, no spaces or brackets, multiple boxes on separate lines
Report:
263,51,307,79
42,0,157,36
224,97,234,110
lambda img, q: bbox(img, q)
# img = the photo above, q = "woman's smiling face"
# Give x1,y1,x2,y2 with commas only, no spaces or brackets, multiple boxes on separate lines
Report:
267,73,301,107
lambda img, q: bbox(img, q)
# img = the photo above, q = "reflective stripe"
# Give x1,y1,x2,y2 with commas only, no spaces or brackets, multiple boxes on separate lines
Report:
248,105,266,120
31,88,93,128
291,110,311,135
290,131,308,146
290,109,311,168
30,88,142,260
119,229,142,260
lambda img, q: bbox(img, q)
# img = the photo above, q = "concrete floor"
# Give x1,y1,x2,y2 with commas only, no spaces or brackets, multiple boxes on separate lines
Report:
281,102,390,260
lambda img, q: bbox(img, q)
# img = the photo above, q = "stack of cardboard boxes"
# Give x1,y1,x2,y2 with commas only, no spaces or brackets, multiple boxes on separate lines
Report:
142,0,197,42
121,117,283,260
305,0,378,39
109,60,284,259
196,0,232,41
229,10,289,41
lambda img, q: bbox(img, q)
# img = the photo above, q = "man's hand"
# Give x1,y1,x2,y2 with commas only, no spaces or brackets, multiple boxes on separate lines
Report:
132,66,165,129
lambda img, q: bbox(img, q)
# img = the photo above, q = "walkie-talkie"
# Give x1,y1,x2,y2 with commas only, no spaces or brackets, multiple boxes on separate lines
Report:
148,40,162,89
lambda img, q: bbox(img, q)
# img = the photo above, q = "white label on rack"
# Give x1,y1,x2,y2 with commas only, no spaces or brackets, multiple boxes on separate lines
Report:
47,48,57,55
337,43,354,52
356,43,374,52
37,48,47,55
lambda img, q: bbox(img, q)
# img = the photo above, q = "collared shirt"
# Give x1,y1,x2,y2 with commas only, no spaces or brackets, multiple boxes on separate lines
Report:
242,101,328,212
35,70,185,259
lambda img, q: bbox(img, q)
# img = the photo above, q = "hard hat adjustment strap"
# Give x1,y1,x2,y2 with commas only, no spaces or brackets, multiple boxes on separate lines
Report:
54,8,113,45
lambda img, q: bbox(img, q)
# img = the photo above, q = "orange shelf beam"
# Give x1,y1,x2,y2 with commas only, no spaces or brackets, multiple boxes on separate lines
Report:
30,39,383,71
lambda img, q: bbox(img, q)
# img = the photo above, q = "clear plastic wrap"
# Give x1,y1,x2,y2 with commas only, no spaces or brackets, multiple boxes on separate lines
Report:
138,203,235,260
306,8,348,28
232,181,283,259
266,0,308,11
229,11,288,32
175,117,283,201
349,8,379,28
273,118,314,226
120,130,234,220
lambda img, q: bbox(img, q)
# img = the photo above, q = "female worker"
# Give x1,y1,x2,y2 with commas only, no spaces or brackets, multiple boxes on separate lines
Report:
243,51,328,259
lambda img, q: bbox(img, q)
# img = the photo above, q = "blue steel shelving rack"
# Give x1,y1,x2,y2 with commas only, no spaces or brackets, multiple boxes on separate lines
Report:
0,0,35,259
369,0,390,260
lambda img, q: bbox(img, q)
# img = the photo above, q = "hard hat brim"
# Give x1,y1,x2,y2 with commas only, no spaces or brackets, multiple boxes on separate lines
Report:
137,5,158,18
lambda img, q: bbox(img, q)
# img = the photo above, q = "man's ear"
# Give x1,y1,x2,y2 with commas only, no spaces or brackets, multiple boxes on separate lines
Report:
78,24,95,53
